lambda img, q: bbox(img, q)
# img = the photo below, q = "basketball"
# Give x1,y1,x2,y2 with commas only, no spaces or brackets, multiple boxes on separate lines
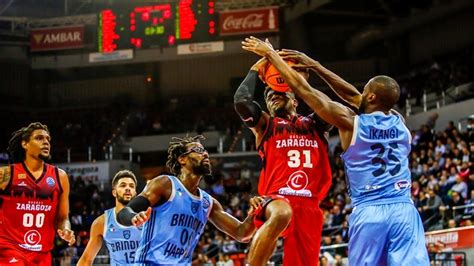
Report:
264,61,295,92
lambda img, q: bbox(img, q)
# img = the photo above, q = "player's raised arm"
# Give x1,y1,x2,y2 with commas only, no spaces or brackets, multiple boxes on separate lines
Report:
242,36,354,132
278,49,362,110
233,58,270,142
117,175,171,226
208,196,263,243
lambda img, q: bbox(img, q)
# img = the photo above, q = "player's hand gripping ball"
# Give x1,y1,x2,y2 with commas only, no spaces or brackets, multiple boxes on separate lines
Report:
263,60,295,93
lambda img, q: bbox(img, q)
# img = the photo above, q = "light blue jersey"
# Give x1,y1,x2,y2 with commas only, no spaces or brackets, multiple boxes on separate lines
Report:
103,208,143,265
341,112,412,207
342,112,429,266
135,175,213,266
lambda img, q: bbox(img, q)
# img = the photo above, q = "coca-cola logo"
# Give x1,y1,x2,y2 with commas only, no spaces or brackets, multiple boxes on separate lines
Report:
223,14,264,30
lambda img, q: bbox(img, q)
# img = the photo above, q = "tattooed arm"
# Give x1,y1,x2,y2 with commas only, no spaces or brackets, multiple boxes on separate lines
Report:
0,166,11,191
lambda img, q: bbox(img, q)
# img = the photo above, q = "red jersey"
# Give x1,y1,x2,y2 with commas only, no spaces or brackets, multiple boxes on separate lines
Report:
258,114,332,201
0,162,62,252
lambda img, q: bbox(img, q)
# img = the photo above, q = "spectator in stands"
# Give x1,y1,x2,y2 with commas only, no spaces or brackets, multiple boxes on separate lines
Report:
435,139,446,155
451,175,468,199
423,188,442,220
439,191,465,222
330,205,344,227
216,253,234,266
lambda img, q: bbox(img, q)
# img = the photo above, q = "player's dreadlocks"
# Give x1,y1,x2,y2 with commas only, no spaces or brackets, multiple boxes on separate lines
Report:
7,122,50,163
166,135,205,176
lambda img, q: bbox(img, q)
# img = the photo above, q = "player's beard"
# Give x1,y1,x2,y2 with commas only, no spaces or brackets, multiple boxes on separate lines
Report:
117,194,134,205
193,160,211,176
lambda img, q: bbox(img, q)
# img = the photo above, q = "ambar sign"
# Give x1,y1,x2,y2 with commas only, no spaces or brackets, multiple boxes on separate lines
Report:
30,25,84,52
219,7,279,36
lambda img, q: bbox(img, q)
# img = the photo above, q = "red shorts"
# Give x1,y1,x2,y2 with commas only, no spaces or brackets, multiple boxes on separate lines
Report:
253,195,292,238
0,246,51,266
253,195,323,266
282,196,323,266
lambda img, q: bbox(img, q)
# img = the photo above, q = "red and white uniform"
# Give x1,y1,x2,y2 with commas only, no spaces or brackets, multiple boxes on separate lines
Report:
258,114,332,266
0,162,62,265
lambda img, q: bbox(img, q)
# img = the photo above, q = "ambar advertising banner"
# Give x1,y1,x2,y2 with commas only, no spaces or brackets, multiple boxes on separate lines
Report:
30,25,85,52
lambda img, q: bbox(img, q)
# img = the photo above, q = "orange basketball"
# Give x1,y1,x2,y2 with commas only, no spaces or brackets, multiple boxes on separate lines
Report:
264,61,295,92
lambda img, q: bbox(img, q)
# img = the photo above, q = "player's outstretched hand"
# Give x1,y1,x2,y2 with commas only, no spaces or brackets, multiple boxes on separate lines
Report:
248,196,264,216
57,228,76,246
132,207,152,227
242,36,275,57
278,49,317,70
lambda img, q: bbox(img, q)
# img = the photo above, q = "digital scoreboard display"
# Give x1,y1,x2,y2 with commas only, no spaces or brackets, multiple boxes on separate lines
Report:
98,0,217,52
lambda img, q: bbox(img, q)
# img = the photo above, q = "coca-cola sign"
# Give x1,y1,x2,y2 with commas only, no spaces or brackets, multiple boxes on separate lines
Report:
219,7,279,36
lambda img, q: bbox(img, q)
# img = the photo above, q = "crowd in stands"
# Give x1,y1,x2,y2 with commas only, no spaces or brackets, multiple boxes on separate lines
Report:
0,103,128,164
125,93,242,138
398,46,474,107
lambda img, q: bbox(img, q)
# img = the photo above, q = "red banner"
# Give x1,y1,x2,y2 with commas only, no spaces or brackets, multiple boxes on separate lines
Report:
425,226,474,250
30,25,84,52
219,7,279,36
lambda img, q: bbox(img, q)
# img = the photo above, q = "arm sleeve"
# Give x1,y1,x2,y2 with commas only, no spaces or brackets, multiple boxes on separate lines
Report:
234,70,263,128
117,195,151,226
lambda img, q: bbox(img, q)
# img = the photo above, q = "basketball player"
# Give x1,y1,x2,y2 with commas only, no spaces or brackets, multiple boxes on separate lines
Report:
117,135,263,265
77,170,141,265
0,122,75,265
242,36,430,265
233,48,333,265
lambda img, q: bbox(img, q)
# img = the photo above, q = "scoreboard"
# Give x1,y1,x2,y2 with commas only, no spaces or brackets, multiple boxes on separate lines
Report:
98,0,217,52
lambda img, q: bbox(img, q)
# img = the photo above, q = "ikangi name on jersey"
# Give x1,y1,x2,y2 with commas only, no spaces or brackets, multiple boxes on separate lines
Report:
16,201,52,211
368,128,399,140
276,137,319,149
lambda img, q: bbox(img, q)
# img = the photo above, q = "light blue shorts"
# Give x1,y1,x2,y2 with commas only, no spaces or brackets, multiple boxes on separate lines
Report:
348,202,429,266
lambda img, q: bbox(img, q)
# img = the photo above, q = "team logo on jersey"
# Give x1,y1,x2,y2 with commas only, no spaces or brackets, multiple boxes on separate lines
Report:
394,180,411,191
18,173,26,180
108,224,116,232
123,230,131,240
20,230,42,251
46,177,55,186
191,202,199,214
278,170,312,197
202,197,210,209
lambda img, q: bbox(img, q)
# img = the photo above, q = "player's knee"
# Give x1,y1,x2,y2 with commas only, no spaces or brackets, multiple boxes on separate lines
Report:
266,200,292,228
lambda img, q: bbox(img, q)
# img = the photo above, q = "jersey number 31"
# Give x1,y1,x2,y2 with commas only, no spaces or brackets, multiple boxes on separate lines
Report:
287,150,313,168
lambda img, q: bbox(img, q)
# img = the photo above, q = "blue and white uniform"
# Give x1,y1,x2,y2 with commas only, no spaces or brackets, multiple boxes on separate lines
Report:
134,175,213,266
341,112,429,266
103,208,143,265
